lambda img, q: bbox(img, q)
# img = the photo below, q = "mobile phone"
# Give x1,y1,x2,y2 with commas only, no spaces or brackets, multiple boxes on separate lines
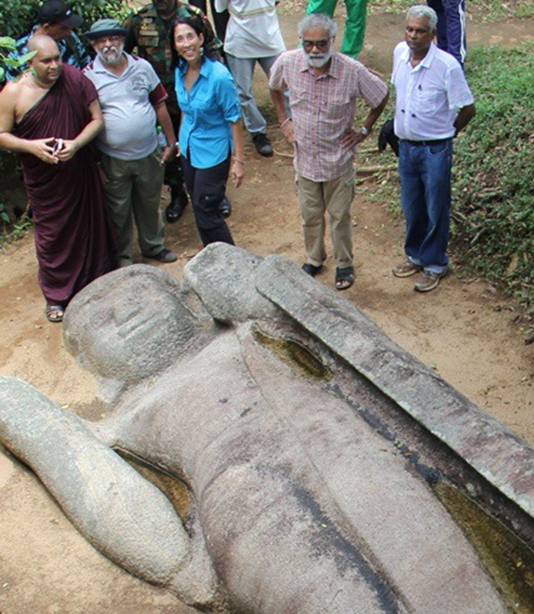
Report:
52,138,64,155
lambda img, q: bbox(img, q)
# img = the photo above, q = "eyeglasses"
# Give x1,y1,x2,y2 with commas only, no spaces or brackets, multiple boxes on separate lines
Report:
302,38,331,52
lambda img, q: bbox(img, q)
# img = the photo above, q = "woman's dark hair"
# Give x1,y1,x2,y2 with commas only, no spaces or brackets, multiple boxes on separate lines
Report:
170,13,219,68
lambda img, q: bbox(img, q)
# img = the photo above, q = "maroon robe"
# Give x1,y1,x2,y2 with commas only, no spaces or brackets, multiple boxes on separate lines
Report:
15,65,116,306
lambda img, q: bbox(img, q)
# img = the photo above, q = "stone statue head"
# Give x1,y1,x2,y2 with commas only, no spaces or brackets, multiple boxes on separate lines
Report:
64,265,210,384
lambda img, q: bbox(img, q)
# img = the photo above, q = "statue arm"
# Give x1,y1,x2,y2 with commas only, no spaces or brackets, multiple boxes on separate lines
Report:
0,377,219,608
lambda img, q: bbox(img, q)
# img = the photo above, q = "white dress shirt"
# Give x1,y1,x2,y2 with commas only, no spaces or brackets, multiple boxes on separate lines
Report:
215,0,285,58
391,42,474,140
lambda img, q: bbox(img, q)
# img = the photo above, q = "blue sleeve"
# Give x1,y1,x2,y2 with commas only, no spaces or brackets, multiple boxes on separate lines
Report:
215,69,242,124
72,33,92,69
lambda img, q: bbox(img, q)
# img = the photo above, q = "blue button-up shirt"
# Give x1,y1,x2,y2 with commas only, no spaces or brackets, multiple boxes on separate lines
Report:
175,58,241,169
6,27,91,81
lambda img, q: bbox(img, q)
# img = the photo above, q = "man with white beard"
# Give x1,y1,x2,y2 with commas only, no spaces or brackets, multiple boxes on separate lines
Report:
269,14,388,291
84,19,177,267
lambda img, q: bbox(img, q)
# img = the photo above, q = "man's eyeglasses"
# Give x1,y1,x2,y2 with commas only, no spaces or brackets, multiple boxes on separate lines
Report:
302,38,331,52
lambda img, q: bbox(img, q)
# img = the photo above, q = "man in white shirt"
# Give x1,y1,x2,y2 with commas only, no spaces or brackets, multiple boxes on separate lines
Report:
215,0,285,157
84,19,178,267
391,5,475,292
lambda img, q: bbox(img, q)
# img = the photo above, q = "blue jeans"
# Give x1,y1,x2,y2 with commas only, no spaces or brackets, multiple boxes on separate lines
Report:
399,139,453,275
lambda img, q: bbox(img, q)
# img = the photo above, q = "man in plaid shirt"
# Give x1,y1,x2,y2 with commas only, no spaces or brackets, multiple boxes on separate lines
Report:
270,14,388,290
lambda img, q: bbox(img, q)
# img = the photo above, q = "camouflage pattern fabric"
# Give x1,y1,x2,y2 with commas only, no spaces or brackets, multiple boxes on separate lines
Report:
124,2,222,188
124,1,221,108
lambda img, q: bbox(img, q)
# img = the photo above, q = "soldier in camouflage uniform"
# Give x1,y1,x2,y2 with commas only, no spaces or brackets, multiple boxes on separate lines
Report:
124,0,223,222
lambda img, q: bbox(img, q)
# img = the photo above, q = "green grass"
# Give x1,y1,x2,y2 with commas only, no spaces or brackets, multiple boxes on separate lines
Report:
0,211,31,249
453,43,534,311
361,42,534,319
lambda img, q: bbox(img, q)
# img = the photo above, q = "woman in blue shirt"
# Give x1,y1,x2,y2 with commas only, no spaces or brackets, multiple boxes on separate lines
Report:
172,14,245,246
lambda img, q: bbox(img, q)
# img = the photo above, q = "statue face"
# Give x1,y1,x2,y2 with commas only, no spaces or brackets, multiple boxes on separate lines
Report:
65,269,204,383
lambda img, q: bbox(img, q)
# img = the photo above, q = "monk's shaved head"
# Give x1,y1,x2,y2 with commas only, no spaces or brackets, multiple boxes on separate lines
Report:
28,34,59,56
27,34,62,86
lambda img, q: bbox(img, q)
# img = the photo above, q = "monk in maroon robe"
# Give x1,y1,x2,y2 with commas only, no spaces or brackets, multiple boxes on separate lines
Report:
0,35,115,322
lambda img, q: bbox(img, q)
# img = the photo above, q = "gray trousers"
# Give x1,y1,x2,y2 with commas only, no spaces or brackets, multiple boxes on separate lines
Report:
100,150,165,267
225,53,281,135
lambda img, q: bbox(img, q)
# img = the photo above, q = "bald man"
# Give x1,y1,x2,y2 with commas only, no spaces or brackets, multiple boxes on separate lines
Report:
0,36,115,323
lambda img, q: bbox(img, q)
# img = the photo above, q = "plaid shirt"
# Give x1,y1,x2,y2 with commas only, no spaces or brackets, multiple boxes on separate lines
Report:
269,50,388,182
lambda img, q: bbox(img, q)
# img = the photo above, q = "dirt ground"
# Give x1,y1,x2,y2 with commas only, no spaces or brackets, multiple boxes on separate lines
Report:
1,11,533,614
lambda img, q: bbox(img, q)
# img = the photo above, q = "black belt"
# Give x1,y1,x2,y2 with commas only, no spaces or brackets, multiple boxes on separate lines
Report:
402,138,451,146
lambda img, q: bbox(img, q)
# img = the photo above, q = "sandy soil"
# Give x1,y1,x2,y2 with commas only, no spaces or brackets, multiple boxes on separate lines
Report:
1,11,533,614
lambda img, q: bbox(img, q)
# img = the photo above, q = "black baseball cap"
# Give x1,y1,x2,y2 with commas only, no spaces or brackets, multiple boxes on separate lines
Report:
37,0,83,28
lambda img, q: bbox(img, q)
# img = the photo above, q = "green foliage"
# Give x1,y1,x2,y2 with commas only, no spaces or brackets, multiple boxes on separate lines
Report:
453,43,534,310
0,0,128,42
0,2,40,42
0,0,128,83
0,205,32,249
68,0,129,27
0,37,35,83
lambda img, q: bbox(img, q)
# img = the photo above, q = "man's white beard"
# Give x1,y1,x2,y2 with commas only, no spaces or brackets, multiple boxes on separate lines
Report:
98,43,125,66
307,50,333,68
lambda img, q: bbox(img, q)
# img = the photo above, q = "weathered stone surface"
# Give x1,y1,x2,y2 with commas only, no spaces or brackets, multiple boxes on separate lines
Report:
255,255,534,519
183,243,280,322
64,264,214,387
0,378,218,607
0,248,524,613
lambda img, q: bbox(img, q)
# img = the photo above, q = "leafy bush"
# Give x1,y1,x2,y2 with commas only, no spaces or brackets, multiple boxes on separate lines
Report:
0,0,128,83
453,43,533,310
0,36,35,83
0,0,127,42
68,0,129,28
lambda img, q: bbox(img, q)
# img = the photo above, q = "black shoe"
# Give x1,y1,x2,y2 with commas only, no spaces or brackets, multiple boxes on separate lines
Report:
220,197,232,219
302,263,322,277
252,133,273,157
166,186,188,223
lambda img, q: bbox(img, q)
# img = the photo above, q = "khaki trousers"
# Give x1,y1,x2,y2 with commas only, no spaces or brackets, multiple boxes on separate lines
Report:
100,150,165,267
297,168,355,269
